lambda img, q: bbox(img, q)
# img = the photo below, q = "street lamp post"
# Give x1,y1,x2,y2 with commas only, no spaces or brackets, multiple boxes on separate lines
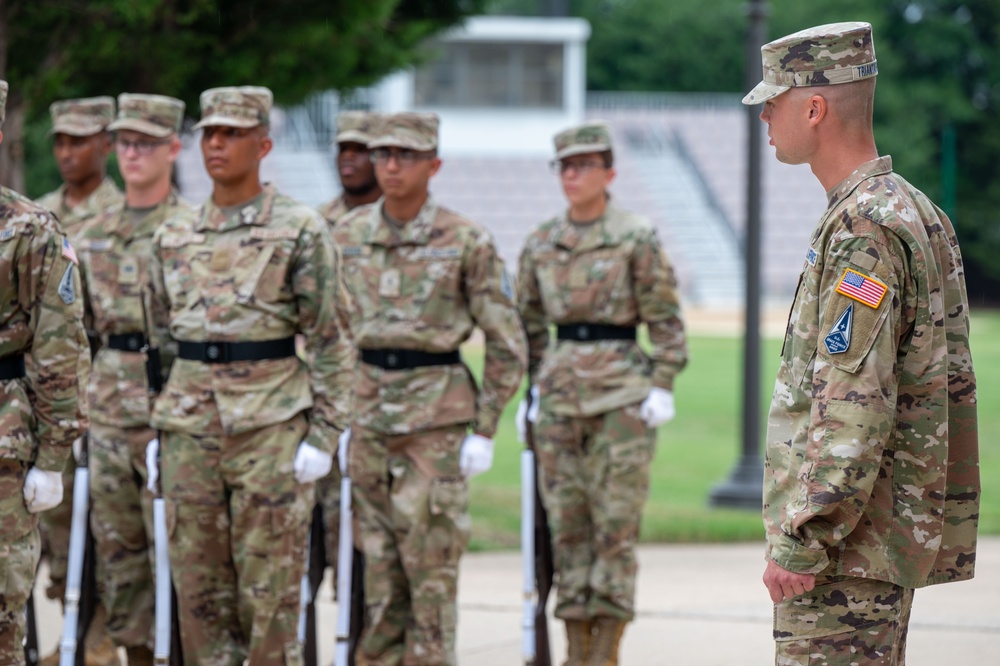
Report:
709,0,769,510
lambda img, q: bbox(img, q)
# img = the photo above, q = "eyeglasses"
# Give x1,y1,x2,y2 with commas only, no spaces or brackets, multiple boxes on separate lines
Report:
115,137,170,155
369,148,435,167
549,159,606,175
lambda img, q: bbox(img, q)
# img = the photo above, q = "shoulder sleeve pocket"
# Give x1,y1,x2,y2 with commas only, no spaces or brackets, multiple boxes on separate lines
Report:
817,255,894,374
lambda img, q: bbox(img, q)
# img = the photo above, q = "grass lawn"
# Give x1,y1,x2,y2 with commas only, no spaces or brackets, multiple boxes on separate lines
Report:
463,310,1000,551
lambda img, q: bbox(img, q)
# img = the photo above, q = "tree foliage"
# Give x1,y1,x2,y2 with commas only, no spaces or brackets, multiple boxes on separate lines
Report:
0,0,485,190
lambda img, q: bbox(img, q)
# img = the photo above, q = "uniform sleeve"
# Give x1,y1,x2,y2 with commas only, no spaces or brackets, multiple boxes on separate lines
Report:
769,233,908,574
516,239,548,383
294,221,355,453
633,229,687,390
466,232,527,437
147,230,176,386
25,231,89,471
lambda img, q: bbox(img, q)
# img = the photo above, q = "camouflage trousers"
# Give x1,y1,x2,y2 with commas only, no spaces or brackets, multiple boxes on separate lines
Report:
315,464,342,590
0,460,41,666
350,424,471,666
774,575,914,665
89,421,156,649
534,402,654,622
39,456,75,600
161,412,313,666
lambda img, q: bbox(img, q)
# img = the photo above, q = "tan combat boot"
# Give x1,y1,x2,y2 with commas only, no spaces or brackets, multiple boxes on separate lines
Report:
588,617,626,666
563,619,593,666
125,645,155,666
84,605,123,666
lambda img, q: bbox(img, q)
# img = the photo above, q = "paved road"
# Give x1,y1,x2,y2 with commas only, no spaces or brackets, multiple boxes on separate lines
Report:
32,537,1000,665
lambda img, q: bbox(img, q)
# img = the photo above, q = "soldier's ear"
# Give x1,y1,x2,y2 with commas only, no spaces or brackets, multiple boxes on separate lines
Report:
807,94,828,126
257,135,274,161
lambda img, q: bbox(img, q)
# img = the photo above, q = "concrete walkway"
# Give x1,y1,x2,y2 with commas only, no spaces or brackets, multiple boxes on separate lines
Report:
33,537,1000,665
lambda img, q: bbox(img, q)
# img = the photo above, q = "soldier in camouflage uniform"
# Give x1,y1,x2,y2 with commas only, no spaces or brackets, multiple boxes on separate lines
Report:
744,22,980,665
317,110,383,224
76,94,190,666
516,122,688,666
0,79,91,666
36,95,123,666
315,110,382,593
332,112,527,666
145,86,355,666
37,97,123,240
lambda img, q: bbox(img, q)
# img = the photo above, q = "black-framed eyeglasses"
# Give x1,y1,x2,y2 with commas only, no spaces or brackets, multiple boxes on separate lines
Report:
549,159,606,175
115,137,170,155
369,148,435,167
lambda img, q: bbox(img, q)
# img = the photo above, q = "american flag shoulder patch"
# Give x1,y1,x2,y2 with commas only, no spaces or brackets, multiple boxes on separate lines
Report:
62,237,79,265
835,268,887,308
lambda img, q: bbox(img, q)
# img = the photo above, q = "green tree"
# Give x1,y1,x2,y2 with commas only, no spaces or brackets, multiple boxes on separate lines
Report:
0,0,485,193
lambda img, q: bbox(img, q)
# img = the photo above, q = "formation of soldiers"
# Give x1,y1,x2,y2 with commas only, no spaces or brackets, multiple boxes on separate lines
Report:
0,18,981,666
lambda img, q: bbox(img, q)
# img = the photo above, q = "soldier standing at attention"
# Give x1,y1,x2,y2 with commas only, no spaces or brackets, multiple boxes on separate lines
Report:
37,97,123,240
516,122,688,666
0,79,91,666
145,86,355,665
36,95,123,666
76,94,189,666
317,110,383,223
332,112,527,666
315,109,382,584
745,22,979,664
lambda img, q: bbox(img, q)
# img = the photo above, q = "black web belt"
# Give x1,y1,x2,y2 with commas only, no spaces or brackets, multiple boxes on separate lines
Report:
556,323,636,342
0,354,26,380
107,332,149,352
177,337,296,364
361,348,461,371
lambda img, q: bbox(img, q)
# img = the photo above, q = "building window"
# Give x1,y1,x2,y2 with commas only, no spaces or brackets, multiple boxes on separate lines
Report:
414,41,564,109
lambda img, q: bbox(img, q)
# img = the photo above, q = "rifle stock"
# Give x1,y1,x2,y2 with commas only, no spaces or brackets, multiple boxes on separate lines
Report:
525,400,553,666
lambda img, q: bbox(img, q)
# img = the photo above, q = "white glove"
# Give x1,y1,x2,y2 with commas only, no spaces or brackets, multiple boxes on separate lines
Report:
337,427,351,474
294,441,333,484
639,387,676,428
72,436,84,464
459,434,494,478
23,468,64,513
146,438,159,492
515,385,541,443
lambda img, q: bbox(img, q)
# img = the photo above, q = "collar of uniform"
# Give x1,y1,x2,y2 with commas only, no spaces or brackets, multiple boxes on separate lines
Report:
108,188,182,240
365,194,439,247
551,203,615,253
196,183,277,232
61,177,123,222
825,156,894,211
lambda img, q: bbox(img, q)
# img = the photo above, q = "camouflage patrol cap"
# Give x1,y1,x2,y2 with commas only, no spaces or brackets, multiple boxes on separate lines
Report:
553,122,613,160
108,93,185,138
193,86,272,130
368,112,438,151
336,110,382,145
48,96,116,136
0,80,7,128
742,22,878,105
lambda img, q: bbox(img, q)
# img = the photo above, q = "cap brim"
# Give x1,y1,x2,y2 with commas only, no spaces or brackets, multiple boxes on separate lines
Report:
555,143,611,160
107,119,174,138
367,137,436,151
192,115,261,130
47,122,107,137
741,81,790,105
335,130,374,145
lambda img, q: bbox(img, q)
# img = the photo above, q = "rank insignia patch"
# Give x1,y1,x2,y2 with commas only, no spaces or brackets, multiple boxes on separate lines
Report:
824,303,853,354
836,268,887,308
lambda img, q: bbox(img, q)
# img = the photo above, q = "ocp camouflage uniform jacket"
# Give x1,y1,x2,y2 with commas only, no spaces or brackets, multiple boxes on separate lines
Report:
37,177,124,241
0,186,89,470
148,184,355,453
517,203,687,417
77,190,190,429
766,156,979,589
317,195,349,226
331,196,526,438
